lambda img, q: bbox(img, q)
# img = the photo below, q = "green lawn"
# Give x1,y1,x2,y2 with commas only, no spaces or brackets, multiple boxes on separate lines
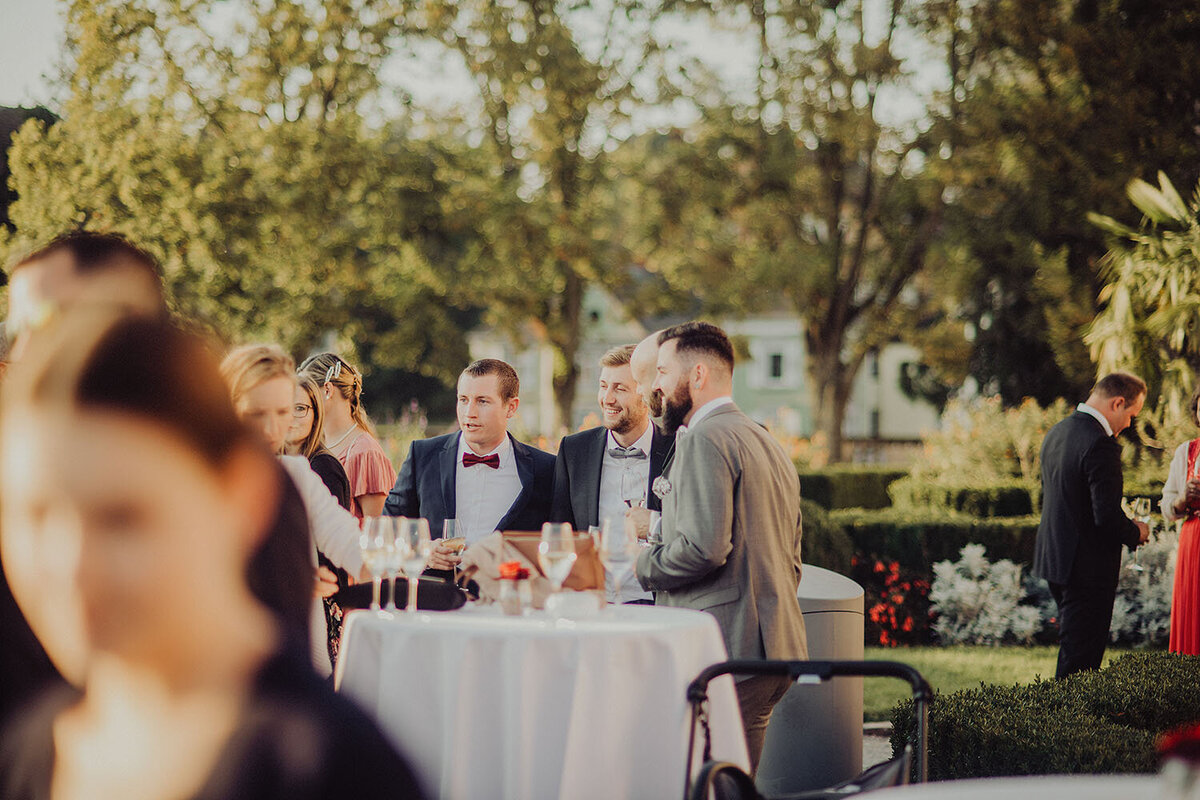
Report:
862,646,1137,722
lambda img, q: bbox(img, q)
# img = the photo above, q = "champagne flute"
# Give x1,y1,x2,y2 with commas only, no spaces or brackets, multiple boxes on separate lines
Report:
442,518,466,579
379,517,404,613
538,522,577,595
400,518,434,613
1129,497,1151,573
359,519,389,613
595,517,636,602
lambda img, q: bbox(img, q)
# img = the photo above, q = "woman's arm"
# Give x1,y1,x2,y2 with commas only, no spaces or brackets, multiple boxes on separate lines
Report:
1162,442,1190,521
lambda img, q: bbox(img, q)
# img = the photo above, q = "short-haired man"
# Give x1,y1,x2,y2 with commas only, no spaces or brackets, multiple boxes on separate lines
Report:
6,231,167,360
385,358,556,571
635,321,807,772
551,345,674,603
1033,371,1150,678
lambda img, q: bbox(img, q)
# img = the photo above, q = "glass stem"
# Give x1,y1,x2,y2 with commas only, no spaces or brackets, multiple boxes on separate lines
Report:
371,576,382,611
407,574,419,613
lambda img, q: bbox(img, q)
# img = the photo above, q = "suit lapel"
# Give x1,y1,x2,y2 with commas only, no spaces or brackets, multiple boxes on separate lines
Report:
440,433,460,516
582,427,607,525
648,426,673,507
498,434,532,530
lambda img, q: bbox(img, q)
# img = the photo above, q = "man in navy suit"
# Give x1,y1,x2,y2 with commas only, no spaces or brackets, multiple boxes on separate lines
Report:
1032,372,1150,678
384,358,555,571
551,345,673,602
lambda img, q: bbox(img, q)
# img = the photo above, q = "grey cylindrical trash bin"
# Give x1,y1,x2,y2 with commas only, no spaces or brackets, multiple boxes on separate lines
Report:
755,565,864,795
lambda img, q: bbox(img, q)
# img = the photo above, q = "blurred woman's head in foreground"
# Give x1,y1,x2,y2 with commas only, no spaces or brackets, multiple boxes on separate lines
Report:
0,311,280,682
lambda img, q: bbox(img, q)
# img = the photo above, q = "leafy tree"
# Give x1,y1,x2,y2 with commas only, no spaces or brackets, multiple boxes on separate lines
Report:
397,0,669,432
626,0,948,461
918,0,1200,406
2,0,470,405
1087,173,1200,420
0,106,57,237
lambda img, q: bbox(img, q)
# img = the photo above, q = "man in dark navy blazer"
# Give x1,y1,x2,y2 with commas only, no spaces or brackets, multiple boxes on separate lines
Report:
384,359,555,571
1032,372,1150,679
551,346,673,602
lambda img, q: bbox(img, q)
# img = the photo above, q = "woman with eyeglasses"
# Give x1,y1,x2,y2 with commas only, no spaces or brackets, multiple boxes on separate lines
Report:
288,375,351,511
0,312,424,799
299,353,396,519
287,375,352,666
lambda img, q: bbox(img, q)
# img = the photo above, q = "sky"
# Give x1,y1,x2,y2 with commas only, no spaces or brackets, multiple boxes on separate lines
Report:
0,1,939,128
0,0,63,108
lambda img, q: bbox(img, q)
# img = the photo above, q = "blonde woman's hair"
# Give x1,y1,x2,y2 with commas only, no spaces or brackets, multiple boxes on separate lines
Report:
221,344,297,407
299,352,376,436
294,375,330,459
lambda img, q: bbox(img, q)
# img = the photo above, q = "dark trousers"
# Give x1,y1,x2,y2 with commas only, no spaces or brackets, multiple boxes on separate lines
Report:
1048,581,1117,679
734,673,792,774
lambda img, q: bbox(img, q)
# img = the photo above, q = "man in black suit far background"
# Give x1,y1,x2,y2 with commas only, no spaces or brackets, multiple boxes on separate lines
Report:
551,345,673,603
1032,371,1150,679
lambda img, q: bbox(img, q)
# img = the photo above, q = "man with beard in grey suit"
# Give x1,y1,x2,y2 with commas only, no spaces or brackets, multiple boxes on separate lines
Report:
634,321,807,773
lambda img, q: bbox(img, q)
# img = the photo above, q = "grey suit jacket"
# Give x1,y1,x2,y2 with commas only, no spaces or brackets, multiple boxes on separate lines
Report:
635,403,808,663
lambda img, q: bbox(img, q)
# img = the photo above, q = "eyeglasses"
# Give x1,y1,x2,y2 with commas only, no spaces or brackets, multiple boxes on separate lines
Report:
292,403,313,418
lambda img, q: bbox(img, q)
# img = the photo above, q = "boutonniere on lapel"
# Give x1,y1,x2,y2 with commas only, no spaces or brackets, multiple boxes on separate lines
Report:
652,475,673,500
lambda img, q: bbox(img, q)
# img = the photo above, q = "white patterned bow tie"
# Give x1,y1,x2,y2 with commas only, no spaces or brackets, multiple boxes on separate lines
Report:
608,446,647,459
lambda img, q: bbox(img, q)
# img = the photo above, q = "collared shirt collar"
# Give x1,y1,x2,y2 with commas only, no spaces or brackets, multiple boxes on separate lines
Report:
679,396,734,435
1077,402,1114,437
605,420,653,455
457,432,514,468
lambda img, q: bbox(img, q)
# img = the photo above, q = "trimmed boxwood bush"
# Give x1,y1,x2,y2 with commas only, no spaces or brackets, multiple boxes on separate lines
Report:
798,499,853,575
889,652,1200,780
889,477,1039,517
799,467,907,510
831,508,1040,572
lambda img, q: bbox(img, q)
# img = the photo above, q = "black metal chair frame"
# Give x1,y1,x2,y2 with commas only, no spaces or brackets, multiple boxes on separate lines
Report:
683,659,933,800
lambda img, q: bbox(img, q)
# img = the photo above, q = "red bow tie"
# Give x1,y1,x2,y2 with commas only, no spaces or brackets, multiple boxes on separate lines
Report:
462,452,500,469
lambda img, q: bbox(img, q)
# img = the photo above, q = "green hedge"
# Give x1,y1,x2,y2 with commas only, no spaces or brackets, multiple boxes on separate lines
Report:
799,467,907,510
889,477,1039,518
890,652,1200,779
830,508,1040,571
799,499,854,574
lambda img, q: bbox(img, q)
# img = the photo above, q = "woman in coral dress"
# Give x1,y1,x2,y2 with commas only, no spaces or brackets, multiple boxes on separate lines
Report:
1162,391,1200,654
301,353,397,519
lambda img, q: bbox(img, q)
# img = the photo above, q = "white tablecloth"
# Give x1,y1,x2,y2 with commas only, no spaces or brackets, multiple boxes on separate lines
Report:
875,774,1160,799
335,603,749,800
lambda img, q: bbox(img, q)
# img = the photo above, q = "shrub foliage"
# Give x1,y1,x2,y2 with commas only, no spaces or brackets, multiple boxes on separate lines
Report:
890,652,1200,779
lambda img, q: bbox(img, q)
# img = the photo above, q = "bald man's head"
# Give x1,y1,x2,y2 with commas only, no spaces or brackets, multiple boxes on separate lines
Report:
631,329,666,417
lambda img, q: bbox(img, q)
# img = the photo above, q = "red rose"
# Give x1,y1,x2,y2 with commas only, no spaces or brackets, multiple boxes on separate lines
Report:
499,561,523,580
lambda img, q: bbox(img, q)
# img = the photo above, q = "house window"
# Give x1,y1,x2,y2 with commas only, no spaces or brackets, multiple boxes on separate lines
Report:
769,353,784,380
870,409,881,438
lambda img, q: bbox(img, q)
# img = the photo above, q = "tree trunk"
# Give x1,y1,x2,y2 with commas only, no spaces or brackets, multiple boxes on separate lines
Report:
549,269,584,435
808,342,857,464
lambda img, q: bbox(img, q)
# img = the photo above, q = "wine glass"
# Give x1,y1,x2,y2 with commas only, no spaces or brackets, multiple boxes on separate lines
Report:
621,467,646,509
595,517,636,601
538,522,577,595
399,518,434,613
377,517,404,613
1129,497,1151,573
359,518,389,613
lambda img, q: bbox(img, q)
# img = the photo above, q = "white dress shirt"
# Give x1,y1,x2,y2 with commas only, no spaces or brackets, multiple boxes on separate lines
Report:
597,423,654,604
1077,402,1114,437
456,434,523,544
